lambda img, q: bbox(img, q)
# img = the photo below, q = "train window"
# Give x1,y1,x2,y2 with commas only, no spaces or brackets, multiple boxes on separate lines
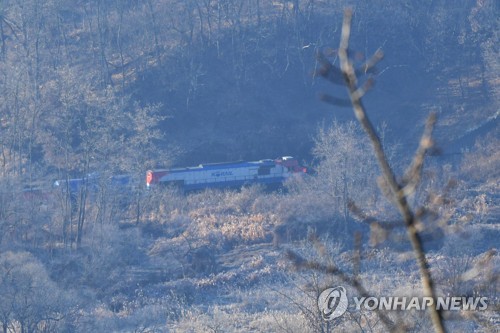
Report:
258,166,271,175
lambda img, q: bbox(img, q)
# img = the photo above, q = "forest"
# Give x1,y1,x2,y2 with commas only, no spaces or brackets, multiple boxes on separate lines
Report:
0,0,498,332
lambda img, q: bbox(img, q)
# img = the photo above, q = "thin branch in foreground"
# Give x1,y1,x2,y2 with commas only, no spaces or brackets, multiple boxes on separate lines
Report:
315,51,344,86
358,49,384,75
285,249,399,332
318,93,352,107
402,113,437,196
334,8,446,333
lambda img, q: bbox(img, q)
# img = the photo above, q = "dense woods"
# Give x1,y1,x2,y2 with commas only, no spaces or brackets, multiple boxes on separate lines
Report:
0,0,498,332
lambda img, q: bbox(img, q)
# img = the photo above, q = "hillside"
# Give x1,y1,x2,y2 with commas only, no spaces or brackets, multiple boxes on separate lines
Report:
0,1,498,332
1,1,496,169
126,0,498,165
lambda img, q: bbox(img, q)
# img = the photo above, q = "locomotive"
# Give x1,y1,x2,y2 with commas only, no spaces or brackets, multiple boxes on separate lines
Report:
50,156,306,195
146,156,307,191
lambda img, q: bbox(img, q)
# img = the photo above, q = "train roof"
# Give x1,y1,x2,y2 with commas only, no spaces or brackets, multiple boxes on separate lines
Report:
150,159,276,174
53,173,133,188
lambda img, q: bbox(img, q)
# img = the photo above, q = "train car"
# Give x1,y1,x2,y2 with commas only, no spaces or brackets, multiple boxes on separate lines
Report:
146,156,307,191
53,173,134,196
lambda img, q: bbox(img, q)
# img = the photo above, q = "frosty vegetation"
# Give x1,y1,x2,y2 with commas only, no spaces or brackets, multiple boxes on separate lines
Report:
0,1,498,332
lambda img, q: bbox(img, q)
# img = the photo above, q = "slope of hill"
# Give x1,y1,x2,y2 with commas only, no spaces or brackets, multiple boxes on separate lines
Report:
0,1,498,332
126,0,498,166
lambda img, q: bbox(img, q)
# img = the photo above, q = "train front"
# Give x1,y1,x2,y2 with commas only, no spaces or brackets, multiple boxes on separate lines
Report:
275,156,308,176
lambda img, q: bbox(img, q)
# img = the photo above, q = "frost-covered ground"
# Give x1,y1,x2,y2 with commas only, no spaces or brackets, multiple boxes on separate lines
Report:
78,185,498,332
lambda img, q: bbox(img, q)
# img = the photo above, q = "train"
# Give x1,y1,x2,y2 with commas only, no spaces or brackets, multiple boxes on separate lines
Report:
146,156,307,191
53,173,134,194
50,156,306,195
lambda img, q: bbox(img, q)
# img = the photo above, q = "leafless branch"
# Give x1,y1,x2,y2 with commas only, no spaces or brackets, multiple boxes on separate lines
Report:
318,93,352,107
333,8,446,333
286,248,400,332
402,113,437,196
315,51,344,86
358,49,384,75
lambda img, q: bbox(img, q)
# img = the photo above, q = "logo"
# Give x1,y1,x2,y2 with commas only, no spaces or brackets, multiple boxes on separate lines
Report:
211,171,233,177
318,286,349,321
352,296,488,311
318,286,488,321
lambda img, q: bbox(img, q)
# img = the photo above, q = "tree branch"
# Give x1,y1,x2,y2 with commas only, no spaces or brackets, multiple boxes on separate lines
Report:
286,248,398,332
402,113,437,196
336,8,446,333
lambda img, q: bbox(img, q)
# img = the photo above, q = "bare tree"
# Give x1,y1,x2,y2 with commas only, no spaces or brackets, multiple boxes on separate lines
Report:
310,120,378,225
335,10,444,332
0,251,76,333
288,9,448,333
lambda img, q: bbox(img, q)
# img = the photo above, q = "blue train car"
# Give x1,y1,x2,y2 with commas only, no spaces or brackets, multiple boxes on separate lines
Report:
146,156,306,191
53,173,134,195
